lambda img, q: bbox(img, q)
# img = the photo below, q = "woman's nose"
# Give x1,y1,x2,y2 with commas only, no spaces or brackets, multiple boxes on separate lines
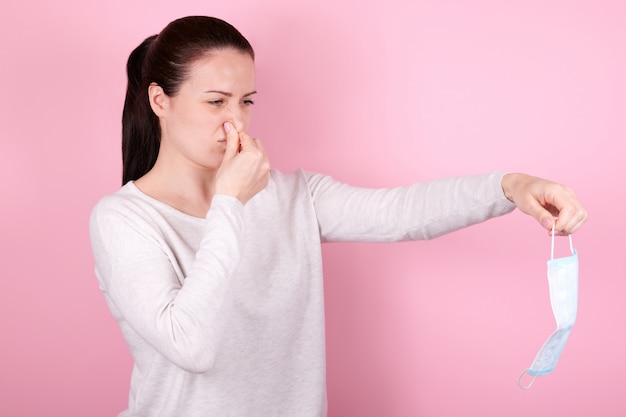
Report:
226,105,244,131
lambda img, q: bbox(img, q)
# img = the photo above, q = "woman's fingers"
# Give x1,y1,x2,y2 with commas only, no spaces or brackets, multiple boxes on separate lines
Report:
216,124,270,205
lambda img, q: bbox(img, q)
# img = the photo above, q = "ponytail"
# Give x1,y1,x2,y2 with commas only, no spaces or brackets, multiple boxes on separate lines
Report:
121,35,160,185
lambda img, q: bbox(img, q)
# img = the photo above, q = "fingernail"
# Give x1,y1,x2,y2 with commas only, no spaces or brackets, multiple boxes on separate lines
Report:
542,218,552,229
224,122,232,133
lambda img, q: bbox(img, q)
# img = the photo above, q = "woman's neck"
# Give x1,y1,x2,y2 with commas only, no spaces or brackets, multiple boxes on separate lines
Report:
134,158,217,218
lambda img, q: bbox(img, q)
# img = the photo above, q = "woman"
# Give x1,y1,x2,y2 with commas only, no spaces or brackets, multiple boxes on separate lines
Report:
90,15,587,417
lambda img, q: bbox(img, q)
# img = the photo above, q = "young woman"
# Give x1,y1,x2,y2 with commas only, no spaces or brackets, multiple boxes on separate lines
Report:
90,15,587,417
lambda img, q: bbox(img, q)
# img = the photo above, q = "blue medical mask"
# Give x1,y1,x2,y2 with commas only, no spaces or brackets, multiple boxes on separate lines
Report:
518,226,578,389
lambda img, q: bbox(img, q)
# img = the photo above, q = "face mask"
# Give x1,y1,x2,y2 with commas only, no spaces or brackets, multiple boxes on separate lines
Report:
518,225,578,389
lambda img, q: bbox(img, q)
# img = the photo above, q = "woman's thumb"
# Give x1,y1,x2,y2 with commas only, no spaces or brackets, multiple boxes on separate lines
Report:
527,198,556,232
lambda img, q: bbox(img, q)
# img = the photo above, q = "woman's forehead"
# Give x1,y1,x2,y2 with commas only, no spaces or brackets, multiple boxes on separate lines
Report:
186,50,255,84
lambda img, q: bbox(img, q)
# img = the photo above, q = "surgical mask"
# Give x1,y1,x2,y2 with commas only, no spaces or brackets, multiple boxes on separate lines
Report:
518,225,578,389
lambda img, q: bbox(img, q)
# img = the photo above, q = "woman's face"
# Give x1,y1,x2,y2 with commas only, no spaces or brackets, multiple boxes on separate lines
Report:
151,48,256,172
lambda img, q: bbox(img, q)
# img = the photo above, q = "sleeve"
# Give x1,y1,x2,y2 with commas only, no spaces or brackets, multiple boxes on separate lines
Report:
89,194,244,374
305,171,517,242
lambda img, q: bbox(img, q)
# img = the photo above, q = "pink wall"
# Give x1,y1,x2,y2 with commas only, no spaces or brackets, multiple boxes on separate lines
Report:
1,0,624,416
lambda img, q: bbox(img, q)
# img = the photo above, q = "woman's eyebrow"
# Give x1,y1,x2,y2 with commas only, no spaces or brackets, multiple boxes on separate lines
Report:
203,90,257,97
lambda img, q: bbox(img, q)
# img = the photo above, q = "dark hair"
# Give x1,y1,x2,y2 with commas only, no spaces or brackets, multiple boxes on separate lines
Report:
121,16,255,184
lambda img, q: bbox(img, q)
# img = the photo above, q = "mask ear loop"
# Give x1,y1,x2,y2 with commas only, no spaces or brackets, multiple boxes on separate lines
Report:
551,222,575,261
518,369,536,390
551,223,555,260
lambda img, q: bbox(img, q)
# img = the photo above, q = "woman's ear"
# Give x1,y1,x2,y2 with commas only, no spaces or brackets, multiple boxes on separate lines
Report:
148,82,168,117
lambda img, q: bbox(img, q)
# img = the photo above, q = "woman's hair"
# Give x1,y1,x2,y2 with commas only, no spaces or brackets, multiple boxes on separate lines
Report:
121,16,255,184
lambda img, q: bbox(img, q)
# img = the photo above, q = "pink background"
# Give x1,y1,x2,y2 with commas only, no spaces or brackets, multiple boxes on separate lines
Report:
1,0,624,416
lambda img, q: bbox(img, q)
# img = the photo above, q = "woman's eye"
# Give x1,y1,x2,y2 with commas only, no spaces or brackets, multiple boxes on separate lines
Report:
243,99,255,106
208,99,224,106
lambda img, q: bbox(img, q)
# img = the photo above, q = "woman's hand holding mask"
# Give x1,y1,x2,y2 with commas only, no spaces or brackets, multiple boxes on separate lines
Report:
501,173,588,235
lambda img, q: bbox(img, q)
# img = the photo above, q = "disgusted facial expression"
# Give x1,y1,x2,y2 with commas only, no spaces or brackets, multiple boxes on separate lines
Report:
149,48,256,173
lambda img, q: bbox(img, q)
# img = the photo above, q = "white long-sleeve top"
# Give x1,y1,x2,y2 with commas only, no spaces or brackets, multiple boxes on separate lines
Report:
89,169,516,417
